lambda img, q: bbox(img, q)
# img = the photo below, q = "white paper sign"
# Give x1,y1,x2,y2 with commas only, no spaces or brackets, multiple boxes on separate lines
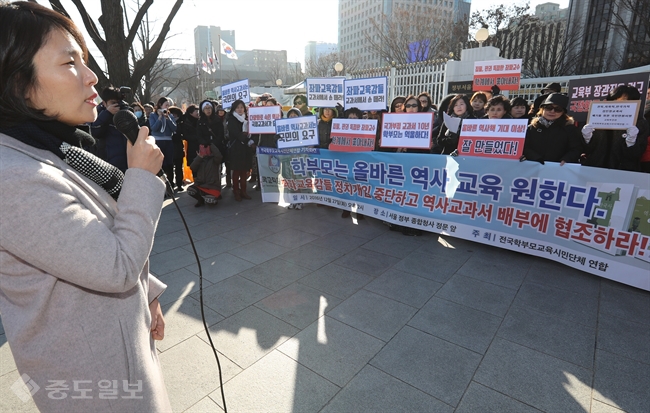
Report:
306,78,344,108
587,100,640,130
275,115,319,148
344,77,388,111
221,79,250,109
443,112,462,135
380,112,434,149
248,106,282,134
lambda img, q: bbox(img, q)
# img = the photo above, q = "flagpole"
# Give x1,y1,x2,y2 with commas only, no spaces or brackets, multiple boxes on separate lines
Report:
219,34,223,89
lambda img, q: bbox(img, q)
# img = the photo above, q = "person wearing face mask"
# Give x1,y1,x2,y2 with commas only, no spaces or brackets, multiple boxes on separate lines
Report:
521,93,583,165
131,101,149,127
580,85,649,171
435,94,475,155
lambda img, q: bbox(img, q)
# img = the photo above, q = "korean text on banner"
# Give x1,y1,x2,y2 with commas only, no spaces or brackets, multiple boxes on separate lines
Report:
380,112,434,149
344,77,388,111
306,78,344,108
568,72,648,123
458,119,528,159
256,148,650,291
330,119,378,152
221,79,250,109
586,100,640,130
275,115,319,149
473,59,522,91
249,106,282,134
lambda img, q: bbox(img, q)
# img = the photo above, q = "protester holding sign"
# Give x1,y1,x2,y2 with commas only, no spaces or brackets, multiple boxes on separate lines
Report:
580,85,649,171
227,99,253,201
435,94,476,155
522,93,583,165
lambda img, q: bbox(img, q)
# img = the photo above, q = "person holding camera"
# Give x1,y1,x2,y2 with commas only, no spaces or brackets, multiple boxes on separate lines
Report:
149,96,177,186
89,85,129,171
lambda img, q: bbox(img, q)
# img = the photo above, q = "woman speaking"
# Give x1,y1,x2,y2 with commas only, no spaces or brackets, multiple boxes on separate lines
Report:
0,2,172,411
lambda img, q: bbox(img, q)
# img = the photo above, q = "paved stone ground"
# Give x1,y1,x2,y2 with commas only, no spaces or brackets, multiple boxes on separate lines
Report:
1,182,649,412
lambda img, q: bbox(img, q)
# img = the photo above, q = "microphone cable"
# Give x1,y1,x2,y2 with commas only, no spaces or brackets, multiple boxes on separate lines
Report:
161,175,228,413
114,110,227,412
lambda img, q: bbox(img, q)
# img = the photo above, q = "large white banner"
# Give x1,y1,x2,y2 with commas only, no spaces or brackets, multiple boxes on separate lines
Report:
257,149,650,291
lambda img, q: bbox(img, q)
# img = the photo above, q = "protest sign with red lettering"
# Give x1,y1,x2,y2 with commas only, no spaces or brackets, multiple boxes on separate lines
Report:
380,112,434,150
473,59,522,91
329,119,378,152
248,106,282,134
458,119,528,159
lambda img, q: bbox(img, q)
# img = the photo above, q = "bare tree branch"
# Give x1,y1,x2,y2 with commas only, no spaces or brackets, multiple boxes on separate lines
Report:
125,0,154,49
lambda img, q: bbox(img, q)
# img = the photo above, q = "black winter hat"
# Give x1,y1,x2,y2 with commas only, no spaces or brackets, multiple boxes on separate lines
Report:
541,82,561,94
540,93,569,111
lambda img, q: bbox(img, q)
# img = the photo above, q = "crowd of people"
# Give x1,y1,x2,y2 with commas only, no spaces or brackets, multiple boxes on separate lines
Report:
92,82,648,207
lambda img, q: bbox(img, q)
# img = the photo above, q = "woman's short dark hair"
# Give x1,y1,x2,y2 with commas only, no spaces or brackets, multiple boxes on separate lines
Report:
607,85,641,101
448,94,473,116
344,107,363,118
486,95,511,112
0,1,90,127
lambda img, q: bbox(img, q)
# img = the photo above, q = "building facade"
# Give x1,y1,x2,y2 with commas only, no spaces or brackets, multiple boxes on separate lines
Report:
304,41,338,64
193,25,236,69
338,0,471,69
567,0,650,74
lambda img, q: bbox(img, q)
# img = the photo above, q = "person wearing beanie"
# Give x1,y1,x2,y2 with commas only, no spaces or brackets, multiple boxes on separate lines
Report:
522,93,583,165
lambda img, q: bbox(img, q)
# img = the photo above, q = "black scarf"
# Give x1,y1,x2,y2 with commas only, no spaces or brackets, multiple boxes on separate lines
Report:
0,120,124,200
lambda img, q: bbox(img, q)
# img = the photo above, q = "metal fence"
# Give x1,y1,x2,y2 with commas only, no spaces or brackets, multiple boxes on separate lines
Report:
349,61,650,107
349,60,448,108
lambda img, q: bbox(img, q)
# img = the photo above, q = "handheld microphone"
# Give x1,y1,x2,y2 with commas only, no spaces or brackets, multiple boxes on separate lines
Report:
113,109,166,178
113,109,140,145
